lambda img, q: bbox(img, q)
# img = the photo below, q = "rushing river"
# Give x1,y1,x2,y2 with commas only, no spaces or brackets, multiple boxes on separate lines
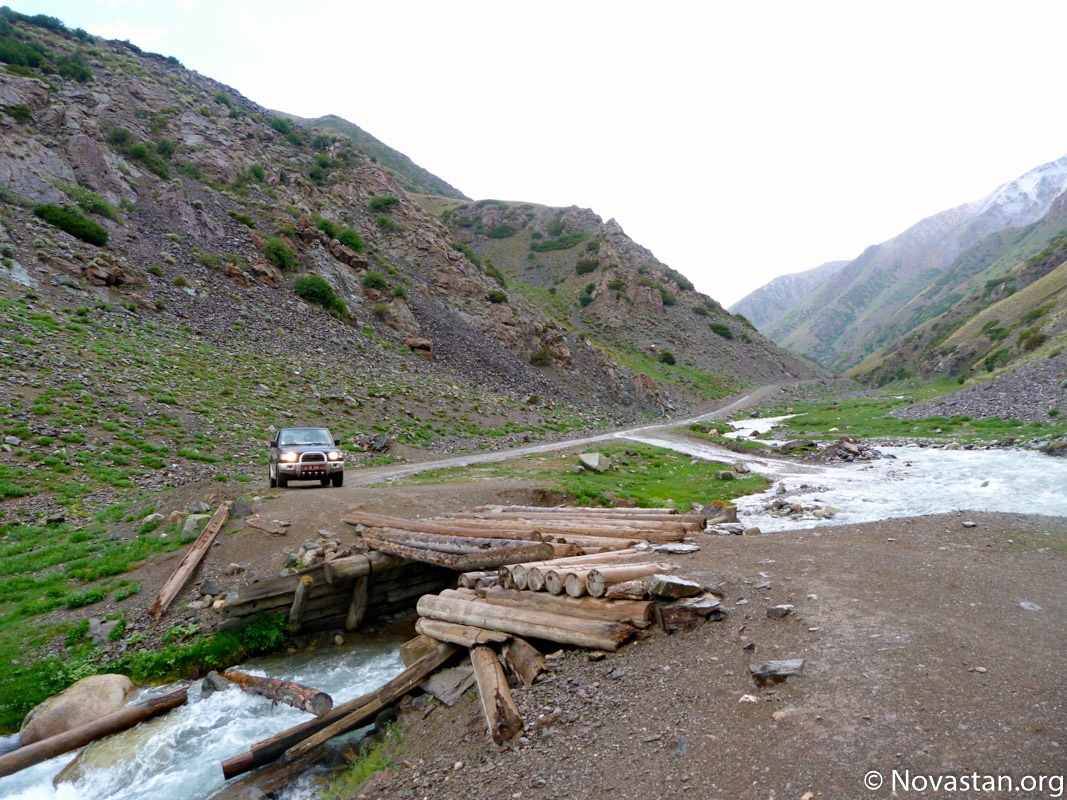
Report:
3,412,1067,800
0,640,406,800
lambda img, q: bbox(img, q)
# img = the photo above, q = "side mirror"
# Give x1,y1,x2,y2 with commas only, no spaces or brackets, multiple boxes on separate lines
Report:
334,438,341,446
270,439,278,447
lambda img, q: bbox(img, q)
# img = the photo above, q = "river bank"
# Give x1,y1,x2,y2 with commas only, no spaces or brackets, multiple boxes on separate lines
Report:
355,509,1067,800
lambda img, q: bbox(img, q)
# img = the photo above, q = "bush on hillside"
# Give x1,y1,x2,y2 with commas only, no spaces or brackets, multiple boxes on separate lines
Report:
338,229,364,252
369,195,400,213
709,321,733,339
294,274,347,316
363,272,388,291
263,237,297,270
33,204,108,246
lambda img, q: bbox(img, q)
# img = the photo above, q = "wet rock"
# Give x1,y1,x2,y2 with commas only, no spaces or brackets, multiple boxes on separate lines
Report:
20,674,136,745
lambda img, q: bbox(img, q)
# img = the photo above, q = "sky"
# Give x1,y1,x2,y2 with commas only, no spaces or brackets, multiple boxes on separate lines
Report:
22,0,1067,307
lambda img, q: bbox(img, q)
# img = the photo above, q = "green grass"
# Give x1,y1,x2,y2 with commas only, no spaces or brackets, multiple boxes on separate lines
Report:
321,724,403,800
395,442,768,509
767,391,1067,443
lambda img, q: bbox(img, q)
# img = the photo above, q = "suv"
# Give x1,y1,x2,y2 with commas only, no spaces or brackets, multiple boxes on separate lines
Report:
269,426,344,488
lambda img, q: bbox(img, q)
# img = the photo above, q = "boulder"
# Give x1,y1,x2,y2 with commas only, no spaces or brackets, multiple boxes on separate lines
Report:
578,452,612,473
19,674,136,745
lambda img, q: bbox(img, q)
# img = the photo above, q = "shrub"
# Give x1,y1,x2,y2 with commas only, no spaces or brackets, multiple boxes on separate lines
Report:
363,272,388,291
33,204,108,245
338,229,364,252
228,210,255,228
155,139,176,158
608,279,626,291
692,304,708,316
487,289,507,304
486,264,506,287
531,231,588,252
5,103,30,123
250,164,265,182
314,217,340,239
486,223,517,239
106,127,132,147
575,259,598,275
294,273,346,315
658,350,676,365
270,117,292,135
263,237,297,270
579,293,594,308
530,347,553,366
369,195,400,213
376,214,398,231
709,321,733,339
391,285,408,300
1020,331,1047,352
659,288,676,306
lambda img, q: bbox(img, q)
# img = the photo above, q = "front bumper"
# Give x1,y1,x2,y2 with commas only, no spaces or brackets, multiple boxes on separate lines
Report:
278,460,344,479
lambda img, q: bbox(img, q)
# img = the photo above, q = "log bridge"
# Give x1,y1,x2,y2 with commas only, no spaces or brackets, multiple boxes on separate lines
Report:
221,505,728,778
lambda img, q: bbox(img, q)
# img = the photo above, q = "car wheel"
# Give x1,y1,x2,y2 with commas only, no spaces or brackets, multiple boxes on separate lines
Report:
320,478,330,487
331,471,344,488
269,465,277,489
278,473,288,488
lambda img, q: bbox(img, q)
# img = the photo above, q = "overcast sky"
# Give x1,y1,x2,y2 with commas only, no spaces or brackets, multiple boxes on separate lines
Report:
24,0,1067,307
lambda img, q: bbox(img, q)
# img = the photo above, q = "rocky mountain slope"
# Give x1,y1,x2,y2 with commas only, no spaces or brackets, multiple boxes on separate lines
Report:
764,154,1067,372
729,259,848,330
0,10,817,522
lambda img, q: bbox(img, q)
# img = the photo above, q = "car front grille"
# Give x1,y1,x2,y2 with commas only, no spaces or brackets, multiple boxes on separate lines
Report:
302,452,326,463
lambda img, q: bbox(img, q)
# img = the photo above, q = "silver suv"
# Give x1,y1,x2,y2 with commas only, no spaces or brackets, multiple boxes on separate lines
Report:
269,426,344,488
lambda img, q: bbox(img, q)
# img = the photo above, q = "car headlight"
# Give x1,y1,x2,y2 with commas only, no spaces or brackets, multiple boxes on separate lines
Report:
280,451,298,463
328,450,342,461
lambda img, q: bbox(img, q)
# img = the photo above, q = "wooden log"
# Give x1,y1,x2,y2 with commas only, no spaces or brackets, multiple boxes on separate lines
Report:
484,586,653,628
148,505,229,618
416,594,634,652
470,645,523,745
232,565,326,603
399,634,436,667
0,688,188,779
343,512,542,540
546,542,586,559
289,575,314,633
469,504,684,516
367,527,542,554
222,641,457,779
505,549,646,590
563,570,591,597
363,534,553,572
222,669,333,717
453,512,702,531
416,617,511,647
322,551,405,584
458,570,498,589
587,562,679,598
502,637,545,687
345,575,369,631
538,534,645,550
605,579,650,600
430,516,687,544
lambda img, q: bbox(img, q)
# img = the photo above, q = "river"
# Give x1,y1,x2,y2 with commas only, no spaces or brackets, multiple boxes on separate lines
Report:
2,409,1066,799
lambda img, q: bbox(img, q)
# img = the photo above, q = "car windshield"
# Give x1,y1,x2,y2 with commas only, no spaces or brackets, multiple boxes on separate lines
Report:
280,428,333,446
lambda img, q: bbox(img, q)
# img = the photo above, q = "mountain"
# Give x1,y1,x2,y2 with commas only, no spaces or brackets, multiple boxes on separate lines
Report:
0,9,818,519
729,260,848,330
276,112,468,201
765,155,1067,372
856,188,1067,387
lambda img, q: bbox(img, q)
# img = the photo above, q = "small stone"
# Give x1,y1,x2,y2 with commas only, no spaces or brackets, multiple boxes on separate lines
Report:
962,520,977,528
1020,601,1043,611
971,666,987,674
767,604,795,619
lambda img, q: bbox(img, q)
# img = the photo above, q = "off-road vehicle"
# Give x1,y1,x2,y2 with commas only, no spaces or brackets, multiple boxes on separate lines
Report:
269,426,344,488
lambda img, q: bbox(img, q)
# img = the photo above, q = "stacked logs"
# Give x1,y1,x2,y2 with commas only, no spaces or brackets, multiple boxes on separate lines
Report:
218,551,451,635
